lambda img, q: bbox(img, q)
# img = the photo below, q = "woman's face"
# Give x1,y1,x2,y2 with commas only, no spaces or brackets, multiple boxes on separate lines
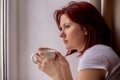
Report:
59,14,87,52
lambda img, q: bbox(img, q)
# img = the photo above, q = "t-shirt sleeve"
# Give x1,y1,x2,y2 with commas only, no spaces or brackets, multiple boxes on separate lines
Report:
78,48,109,75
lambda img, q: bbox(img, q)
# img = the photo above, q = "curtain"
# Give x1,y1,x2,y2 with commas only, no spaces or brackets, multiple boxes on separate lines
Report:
90,0,120,56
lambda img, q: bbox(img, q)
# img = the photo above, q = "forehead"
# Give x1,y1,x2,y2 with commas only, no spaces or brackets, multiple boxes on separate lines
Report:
60,14,73,25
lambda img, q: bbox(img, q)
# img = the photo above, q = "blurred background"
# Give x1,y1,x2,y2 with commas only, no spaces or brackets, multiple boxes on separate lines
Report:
0,0,120,80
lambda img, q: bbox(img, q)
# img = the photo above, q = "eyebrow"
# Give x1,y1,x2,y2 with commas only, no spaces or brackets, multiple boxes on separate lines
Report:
59,22,72,30
63,23,72,26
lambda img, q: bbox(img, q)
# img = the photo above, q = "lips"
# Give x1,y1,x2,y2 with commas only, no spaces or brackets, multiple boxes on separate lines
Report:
63,40,68,44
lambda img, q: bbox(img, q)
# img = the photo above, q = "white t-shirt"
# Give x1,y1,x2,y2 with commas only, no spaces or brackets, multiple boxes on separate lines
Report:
78,44,120,80
66,52,81,80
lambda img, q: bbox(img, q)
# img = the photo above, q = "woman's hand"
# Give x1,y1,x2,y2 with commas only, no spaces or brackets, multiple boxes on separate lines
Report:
55,52,73,80
35,48,73,80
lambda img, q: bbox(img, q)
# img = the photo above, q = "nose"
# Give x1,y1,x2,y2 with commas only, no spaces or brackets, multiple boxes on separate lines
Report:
59,30,66,38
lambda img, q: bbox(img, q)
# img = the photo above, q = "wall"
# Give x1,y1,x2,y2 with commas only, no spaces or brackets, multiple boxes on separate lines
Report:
8,0,90,80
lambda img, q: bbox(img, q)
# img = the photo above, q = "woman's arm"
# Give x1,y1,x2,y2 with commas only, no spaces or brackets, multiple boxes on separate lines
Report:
77,69,106,80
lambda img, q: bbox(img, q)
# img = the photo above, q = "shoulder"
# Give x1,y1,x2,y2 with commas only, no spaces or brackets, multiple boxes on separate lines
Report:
82,44,116,59
80,44,118,64
84,44,112,54
78,44,113,72
80,44,111,62
83,44,119,60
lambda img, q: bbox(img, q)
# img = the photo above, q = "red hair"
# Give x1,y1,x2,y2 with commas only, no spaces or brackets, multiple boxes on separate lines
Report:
54,1,111,55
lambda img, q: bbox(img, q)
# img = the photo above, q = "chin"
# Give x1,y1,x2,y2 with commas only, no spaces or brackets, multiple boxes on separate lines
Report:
65,46,70,50
65,46,73,51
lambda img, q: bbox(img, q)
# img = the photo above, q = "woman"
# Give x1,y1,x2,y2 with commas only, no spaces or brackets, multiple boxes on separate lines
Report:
35,1,120,80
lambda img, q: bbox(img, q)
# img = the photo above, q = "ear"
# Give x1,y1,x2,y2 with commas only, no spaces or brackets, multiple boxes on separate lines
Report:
83,28,87,35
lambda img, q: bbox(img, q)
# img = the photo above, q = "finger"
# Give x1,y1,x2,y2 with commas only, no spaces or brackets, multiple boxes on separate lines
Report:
32,53,43,63
54,52,63,62
36,60,45,71
36,53,40,58
36,54,46,64
32,53,40,63
55,52,68,64
36,49,51,59
55,51,63,56
55,52,64,58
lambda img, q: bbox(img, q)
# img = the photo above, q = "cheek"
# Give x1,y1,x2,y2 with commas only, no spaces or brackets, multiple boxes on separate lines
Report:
66,30,76,38
69,29,82,37
70,29,85,42
66,26,85,41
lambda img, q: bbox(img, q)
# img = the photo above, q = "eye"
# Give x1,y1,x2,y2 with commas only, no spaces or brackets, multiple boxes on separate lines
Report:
59,27,62,31
64,25,70,28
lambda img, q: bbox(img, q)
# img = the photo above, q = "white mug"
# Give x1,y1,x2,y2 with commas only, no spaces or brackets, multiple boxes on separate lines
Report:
31,49,56,63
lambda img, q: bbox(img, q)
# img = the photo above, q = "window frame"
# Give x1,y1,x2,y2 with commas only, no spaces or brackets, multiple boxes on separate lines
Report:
1,0,8,80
